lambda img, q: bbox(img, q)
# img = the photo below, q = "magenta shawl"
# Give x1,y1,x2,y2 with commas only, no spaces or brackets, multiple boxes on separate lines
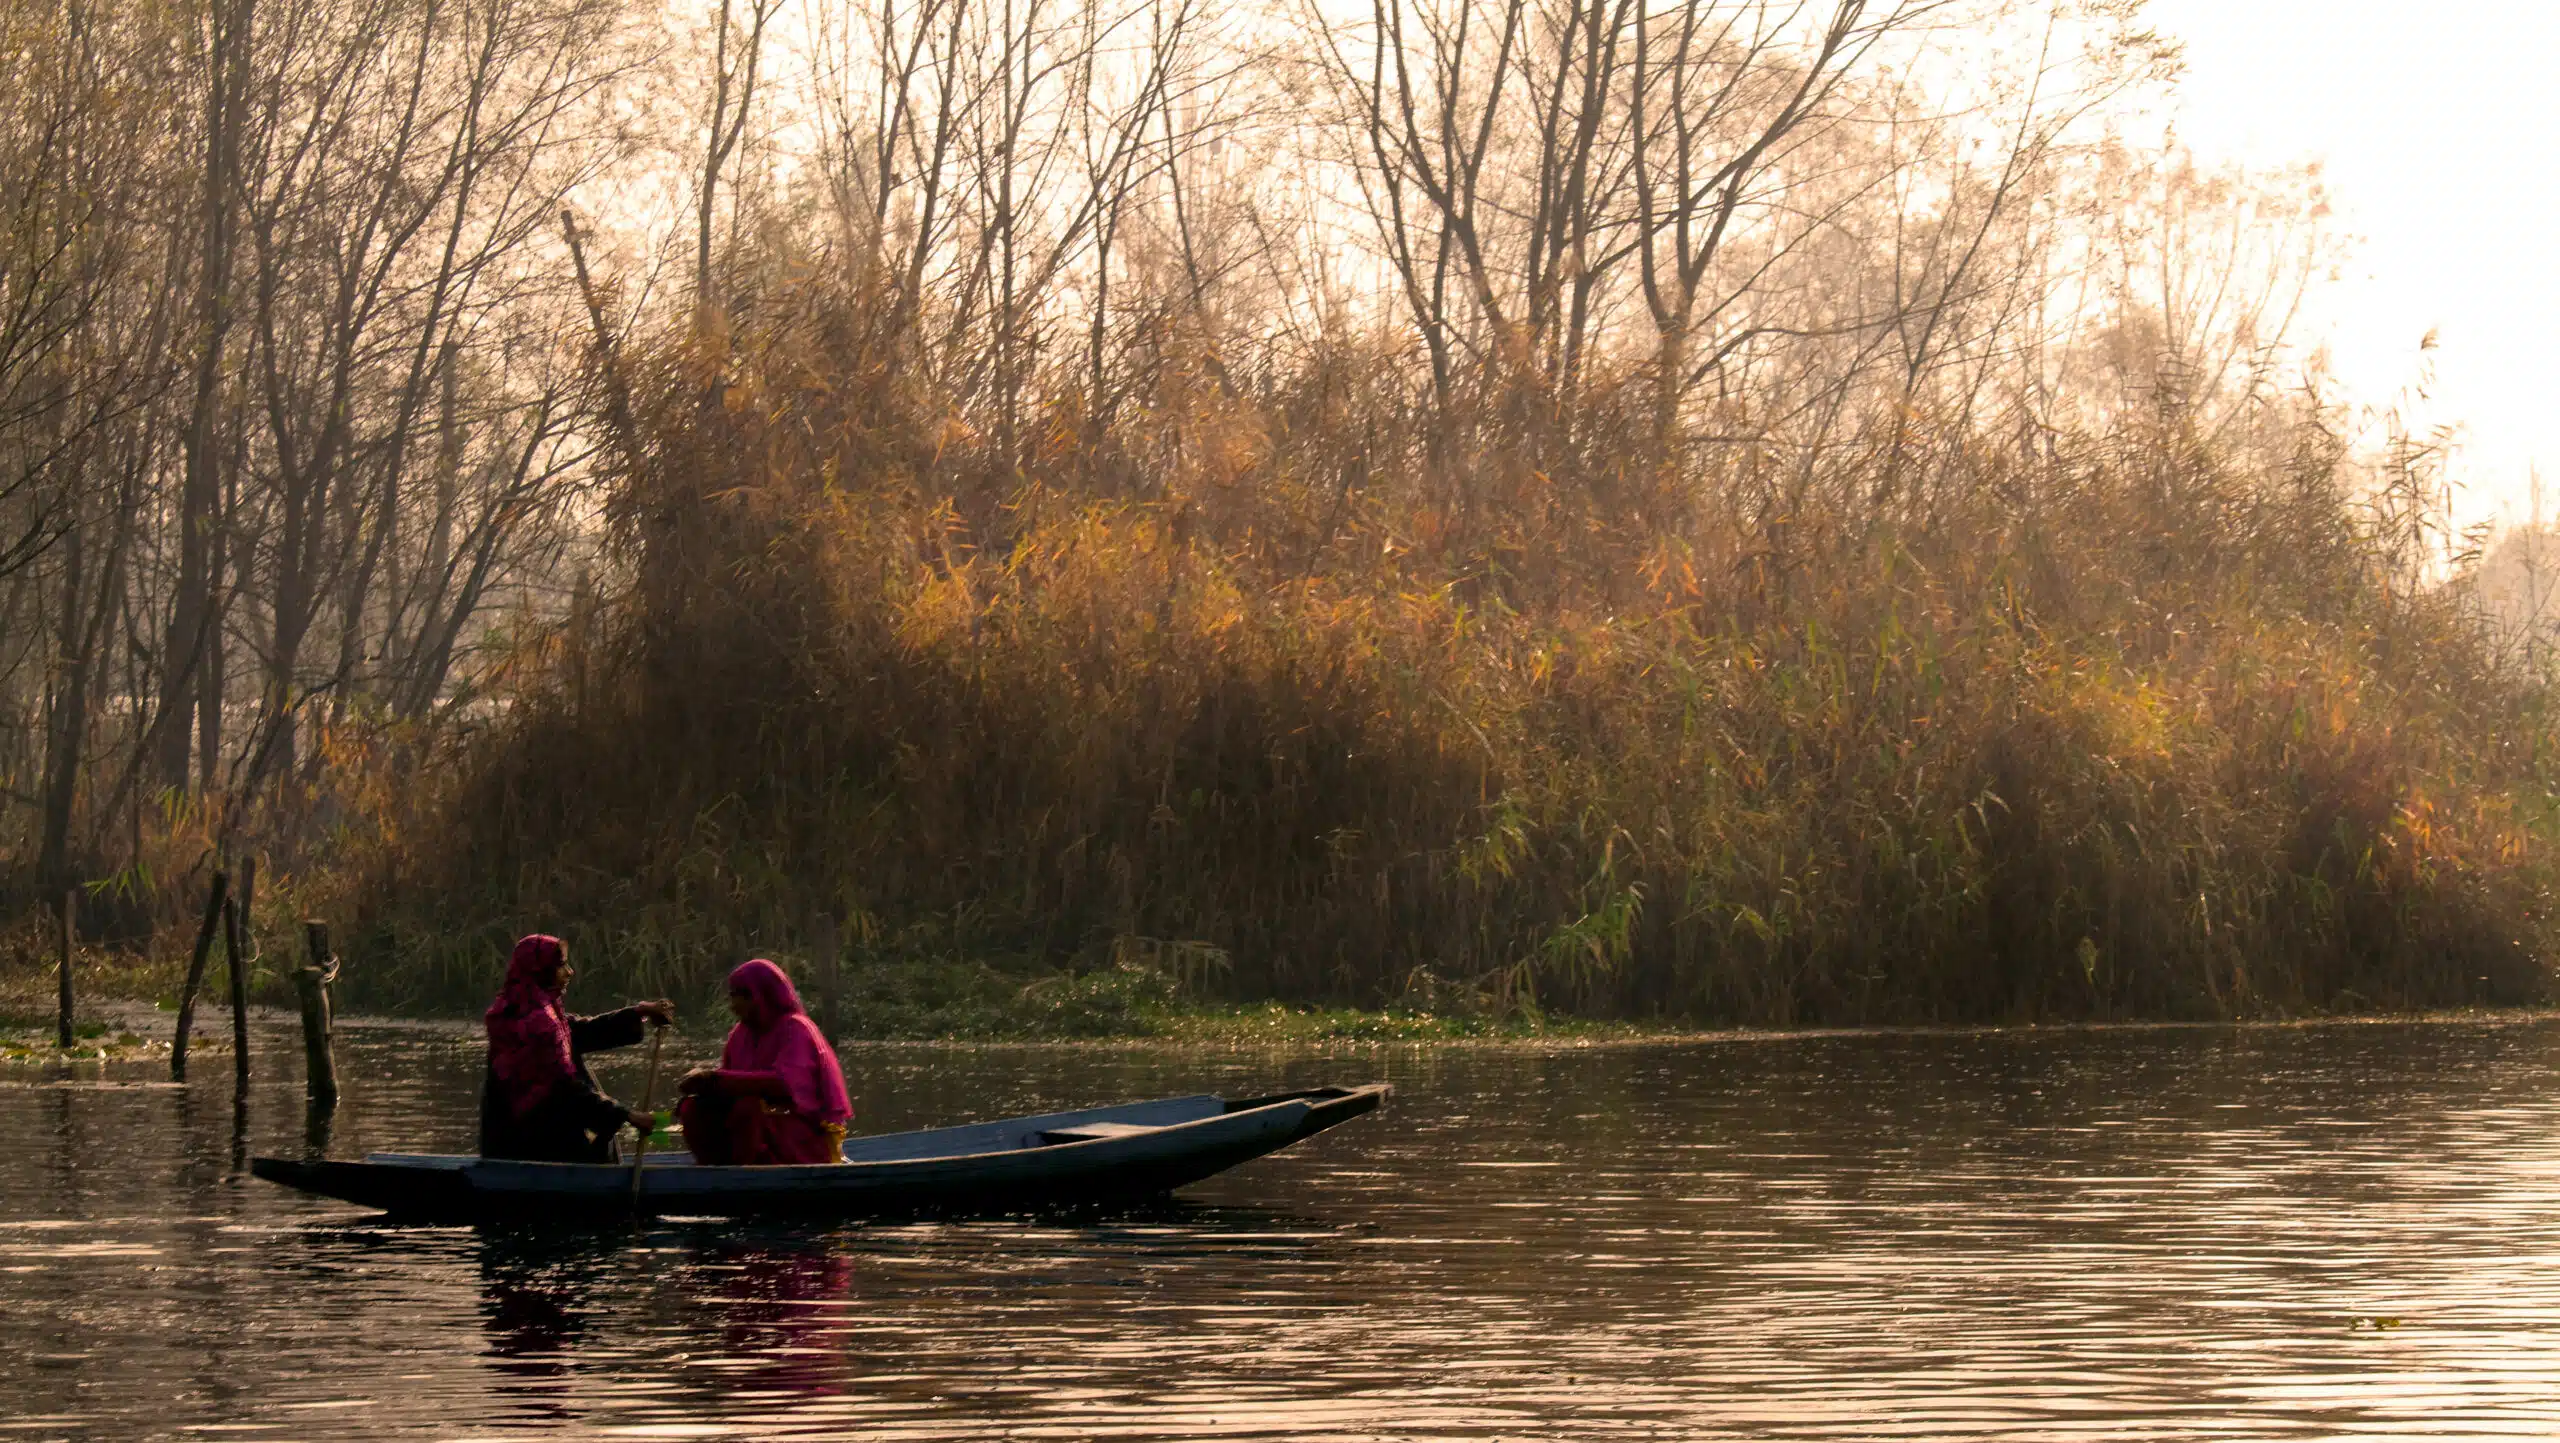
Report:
720,959,852,1125
485,935,576,1118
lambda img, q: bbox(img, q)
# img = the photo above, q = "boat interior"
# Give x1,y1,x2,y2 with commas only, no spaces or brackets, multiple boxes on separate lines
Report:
363,1092,1241,1170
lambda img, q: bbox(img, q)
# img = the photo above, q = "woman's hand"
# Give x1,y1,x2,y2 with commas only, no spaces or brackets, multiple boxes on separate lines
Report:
677,1067,718,1095
635,999,675,1028
626,1108,656,1132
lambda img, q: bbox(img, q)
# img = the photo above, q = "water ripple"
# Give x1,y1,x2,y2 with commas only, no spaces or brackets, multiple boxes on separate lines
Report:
7,1021,2560,1436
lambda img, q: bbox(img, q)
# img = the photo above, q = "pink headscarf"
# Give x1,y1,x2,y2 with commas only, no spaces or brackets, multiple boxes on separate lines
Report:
486,935,576,1117
721,959,851,1125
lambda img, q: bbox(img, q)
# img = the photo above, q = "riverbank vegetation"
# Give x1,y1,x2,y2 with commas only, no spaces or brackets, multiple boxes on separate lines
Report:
2,0,2555,1029
0,951,1605,1043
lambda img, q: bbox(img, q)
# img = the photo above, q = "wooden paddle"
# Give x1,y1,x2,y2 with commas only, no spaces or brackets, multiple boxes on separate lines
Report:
627,1022,668,1207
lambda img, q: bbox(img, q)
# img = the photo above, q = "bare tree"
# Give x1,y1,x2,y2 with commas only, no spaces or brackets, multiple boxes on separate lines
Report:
153,0,255,794
697,0,786,315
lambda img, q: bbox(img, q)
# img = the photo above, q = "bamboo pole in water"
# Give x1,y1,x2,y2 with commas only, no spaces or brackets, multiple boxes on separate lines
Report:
226,857,256,1093
54,889,75,1049
628,1025,668,1205
172,870,228,1081
293,920,339,1107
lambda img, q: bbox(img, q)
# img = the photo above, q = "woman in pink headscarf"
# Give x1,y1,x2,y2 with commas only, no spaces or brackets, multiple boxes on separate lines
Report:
675,959,852,1165
481,935,673,1162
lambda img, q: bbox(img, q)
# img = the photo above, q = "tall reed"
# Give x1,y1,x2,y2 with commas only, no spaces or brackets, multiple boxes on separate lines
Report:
314,271,2560,1025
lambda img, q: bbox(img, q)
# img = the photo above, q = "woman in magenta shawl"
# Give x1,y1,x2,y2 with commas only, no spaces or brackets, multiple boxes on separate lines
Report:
481,935,673,1162
676,959,852,1165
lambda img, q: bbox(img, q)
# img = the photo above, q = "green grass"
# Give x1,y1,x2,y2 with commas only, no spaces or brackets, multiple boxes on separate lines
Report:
816,958,1643,1041
1147,1001,1644,1043
0,1003,163,1062
1,951,1642,1046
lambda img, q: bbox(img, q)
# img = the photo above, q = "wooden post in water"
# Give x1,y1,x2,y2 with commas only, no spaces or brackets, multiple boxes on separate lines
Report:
814,911,840,1041
172,870,229,1081
225,857,255,1093
292,920,339,1107
55,889,75,1049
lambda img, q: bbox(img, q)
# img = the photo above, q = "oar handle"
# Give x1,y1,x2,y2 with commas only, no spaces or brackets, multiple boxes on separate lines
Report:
628,1023,668,1205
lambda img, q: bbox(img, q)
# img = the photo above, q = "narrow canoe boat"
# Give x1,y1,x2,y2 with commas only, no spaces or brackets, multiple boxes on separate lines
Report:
250,1083,1387,1218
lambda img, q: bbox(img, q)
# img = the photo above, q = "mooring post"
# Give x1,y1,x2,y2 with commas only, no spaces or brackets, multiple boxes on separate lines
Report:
293,919,339,1108
55,889,75,1050
172,870,230,1082
226,857,256,1094
815,911,840,1041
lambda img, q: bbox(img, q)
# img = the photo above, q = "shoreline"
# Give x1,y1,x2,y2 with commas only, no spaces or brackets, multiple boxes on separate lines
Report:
10,974,2560,1066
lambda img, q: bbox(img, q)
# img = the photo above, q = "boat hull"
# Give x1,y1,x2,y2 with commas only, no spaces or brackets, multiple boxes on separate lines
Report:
250,1084,1386,1218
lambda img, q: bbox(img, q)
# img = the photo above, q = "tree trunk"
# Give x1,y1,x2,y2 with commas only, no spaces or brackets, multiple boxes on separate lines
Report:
37,512,88,893
198,471,228,791
158,0,249,793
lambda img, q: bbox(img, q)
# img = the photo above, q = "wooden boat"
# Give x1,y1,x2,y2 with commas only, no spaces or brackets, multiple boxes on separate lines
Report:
250,1083,1387,1218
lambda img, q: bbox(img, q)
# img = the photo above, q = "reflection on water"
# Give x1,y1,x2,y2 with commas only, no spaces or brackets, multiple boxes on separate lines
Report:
8,1020,2560,1437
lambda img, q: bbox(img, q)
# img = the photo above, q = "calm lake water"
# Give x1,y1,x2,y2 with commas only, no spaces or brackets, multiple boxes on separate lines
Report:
6,1016,2560,1439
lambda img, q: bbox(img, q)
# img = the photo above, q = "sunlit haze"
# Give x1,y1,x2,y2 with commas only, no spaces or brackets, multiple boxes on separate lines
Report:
2147,0,2560,529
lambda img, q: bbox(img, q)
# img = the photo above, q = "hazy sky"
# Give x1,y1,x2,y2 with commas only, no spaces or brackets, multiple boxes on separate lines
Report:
2142,0,2560,529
